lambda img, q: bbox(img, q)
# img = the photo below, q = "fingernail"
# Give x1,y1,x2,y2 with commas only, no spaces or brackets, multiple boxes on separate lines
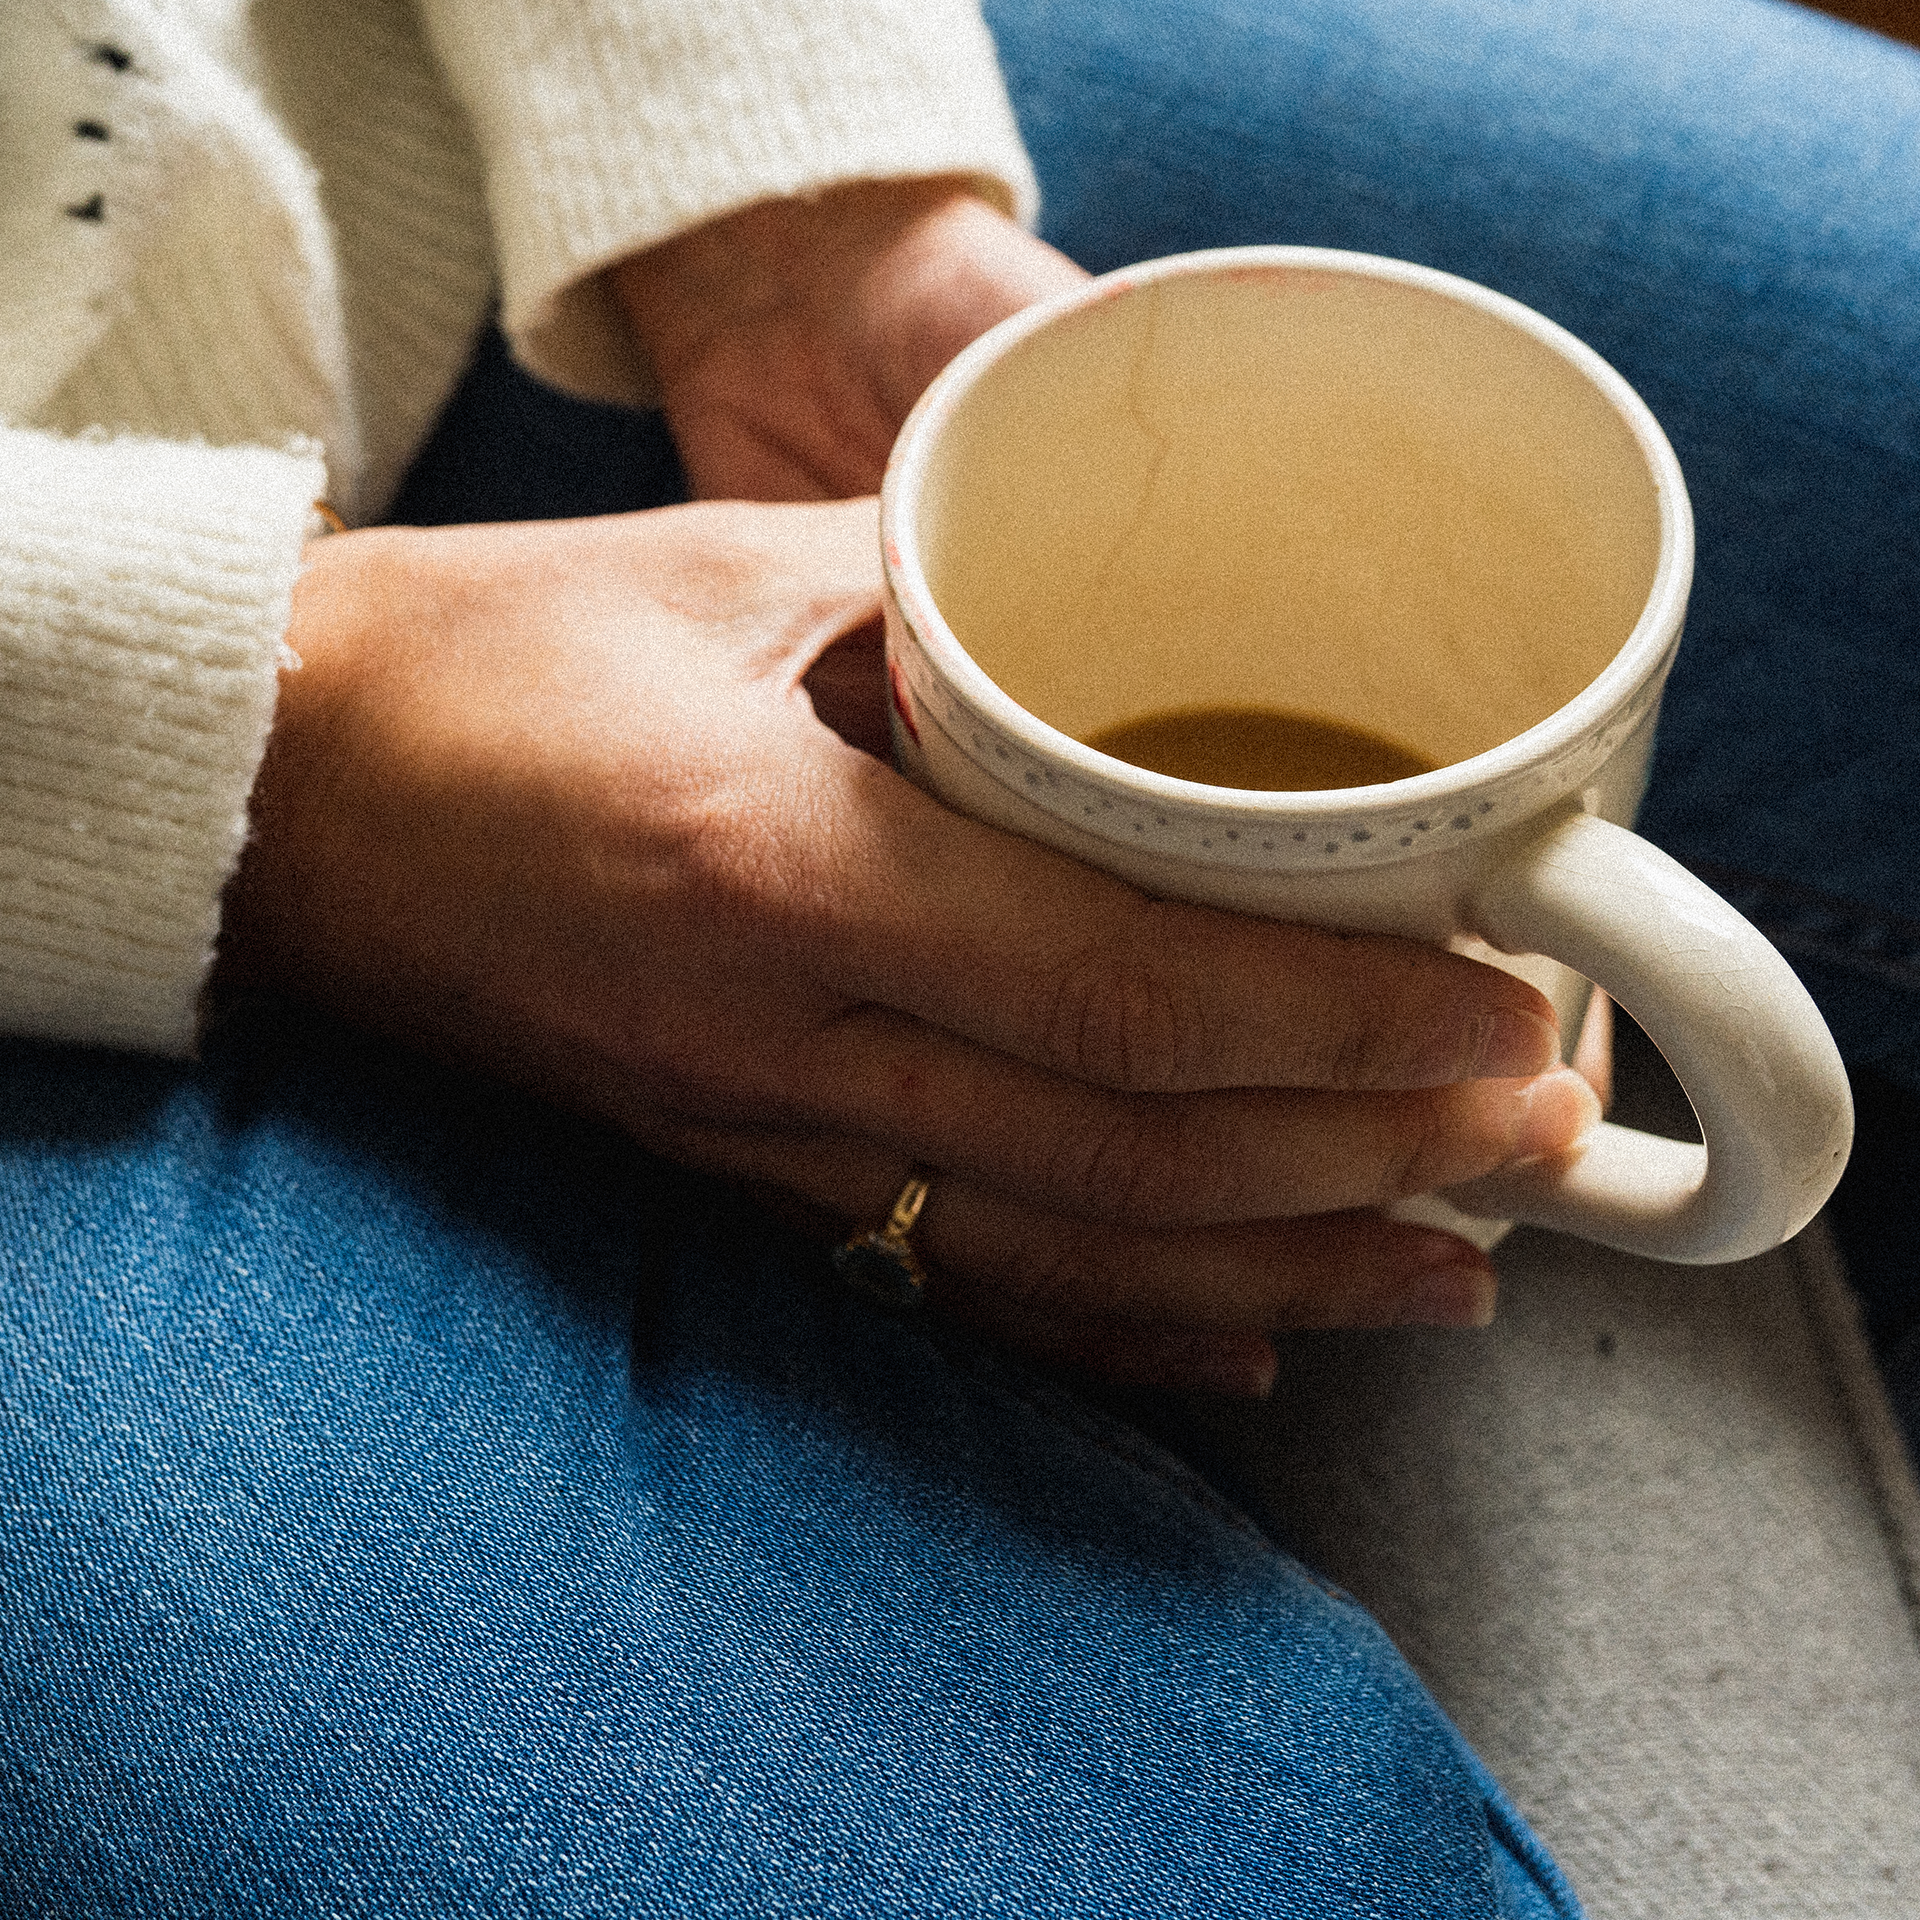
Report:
1468,1006,1562,1080
1398,1260,1498,1328
1508,1065,1604,1162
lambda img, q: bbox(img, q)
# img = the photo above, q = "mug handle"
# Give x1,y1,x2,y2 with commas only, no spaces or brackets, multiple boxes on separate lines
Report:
1442,809,1853,1263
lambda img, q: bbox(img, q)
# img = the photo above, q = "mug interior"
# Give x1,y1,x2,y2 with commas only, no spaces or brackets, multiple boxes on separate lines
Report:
912,264,1664,775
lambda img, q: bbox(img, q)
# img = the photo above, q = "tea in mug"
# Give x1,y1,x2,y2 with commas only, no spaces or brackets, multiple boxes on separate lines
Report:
1082,704,1439,791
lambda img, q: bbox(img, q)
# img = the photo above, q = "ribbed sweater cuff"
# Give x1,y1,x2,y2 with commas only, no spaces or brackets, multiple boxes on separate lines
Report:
421,0,1039,405
0,430,323,1056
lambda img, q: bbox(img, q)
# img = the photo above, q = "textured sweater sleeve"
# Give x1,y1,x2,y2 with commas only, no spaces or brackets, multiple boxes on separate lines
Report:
415,0,1040,405
0,428,324,1057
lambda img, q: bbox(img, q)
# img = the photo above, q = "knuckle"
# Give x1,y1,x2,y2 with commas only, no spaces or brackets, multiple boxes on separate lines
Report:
1271,929,1474,1093
1042,915,1203,1092
1315,991,1420,1093
1314,1022,1387,1095
1383,1123,1445,1200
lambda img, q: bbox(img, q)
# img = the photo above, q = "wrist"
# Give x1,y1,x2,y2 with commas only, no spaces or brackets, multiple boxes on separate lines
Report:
212,527,394,1000
613,177,1006,388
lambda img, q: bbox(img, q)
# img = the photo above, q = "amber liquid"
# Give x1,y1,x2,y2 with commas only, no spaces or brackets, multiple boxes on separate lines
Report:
1082,705,1440,791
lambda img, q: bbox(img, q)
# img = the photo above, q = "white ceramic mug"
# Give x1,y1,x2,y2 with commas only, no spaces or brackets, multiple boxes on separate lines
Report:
879,247,1852,1265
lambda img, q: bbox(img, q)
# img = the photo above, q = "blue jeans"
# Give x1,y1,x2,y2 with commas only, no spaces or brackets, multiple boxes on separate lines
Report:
5,1,1917,1911
0,1000,1571,1915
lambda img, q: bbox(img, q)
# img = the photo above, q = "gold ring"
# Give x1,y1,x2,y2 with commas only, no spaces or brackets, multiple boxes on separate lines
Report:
832,1172,933,1308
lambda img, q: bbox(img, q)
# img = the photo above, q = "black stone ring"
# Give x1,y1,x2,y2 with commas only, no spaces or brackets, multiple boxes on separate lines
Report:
831,1173,933,1308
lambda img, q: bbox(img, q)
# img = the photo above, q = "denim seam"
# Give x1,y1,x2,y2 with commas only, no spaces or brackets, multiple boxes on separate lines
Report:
1480,1787,1586,1918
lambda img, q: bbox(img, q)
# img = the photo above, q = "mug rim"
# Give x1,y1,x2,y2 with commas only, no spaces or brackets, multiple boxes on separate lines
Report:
880,245,1695,823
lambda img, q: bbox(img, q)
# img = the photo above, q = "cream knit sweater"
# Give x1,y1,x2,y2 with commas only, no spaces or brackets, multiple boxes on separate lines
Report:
0,0,1036,1055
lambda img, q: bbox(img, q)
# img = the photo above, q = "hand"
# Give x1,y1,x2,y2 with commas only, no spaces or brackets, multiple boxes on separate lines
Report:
613,179,1088,500
221,502,1599,1397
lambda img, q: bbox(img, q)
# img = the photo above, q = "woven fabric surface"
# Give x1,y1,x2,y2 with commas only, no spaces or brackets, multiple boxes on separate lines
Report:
1176,1049,1920,1917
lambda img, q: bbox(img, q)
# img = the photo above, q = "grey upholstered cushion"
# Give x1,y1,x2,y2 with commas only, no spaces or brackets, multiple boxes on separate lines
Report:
1182,1049,1920,1916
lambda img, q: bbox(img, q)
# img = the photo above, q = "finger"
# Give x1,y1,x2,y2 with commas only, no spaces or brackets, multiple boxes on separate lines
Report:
770,737,1564,1098
732,1156,1284,1396
654,1124,1500,1334
921,1189,1498,1334
940,1308,1286,1400
775,1006,1601,1225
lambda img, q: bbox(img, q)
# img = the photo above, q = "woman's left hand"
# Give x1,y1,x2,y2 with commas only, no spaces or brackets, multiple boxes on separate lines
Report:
613,178,1088,501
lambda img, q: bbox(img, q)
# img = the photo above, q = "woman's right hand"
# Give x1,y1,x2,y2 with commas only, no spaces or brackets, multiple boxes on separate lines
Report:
221,499,1598,1396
